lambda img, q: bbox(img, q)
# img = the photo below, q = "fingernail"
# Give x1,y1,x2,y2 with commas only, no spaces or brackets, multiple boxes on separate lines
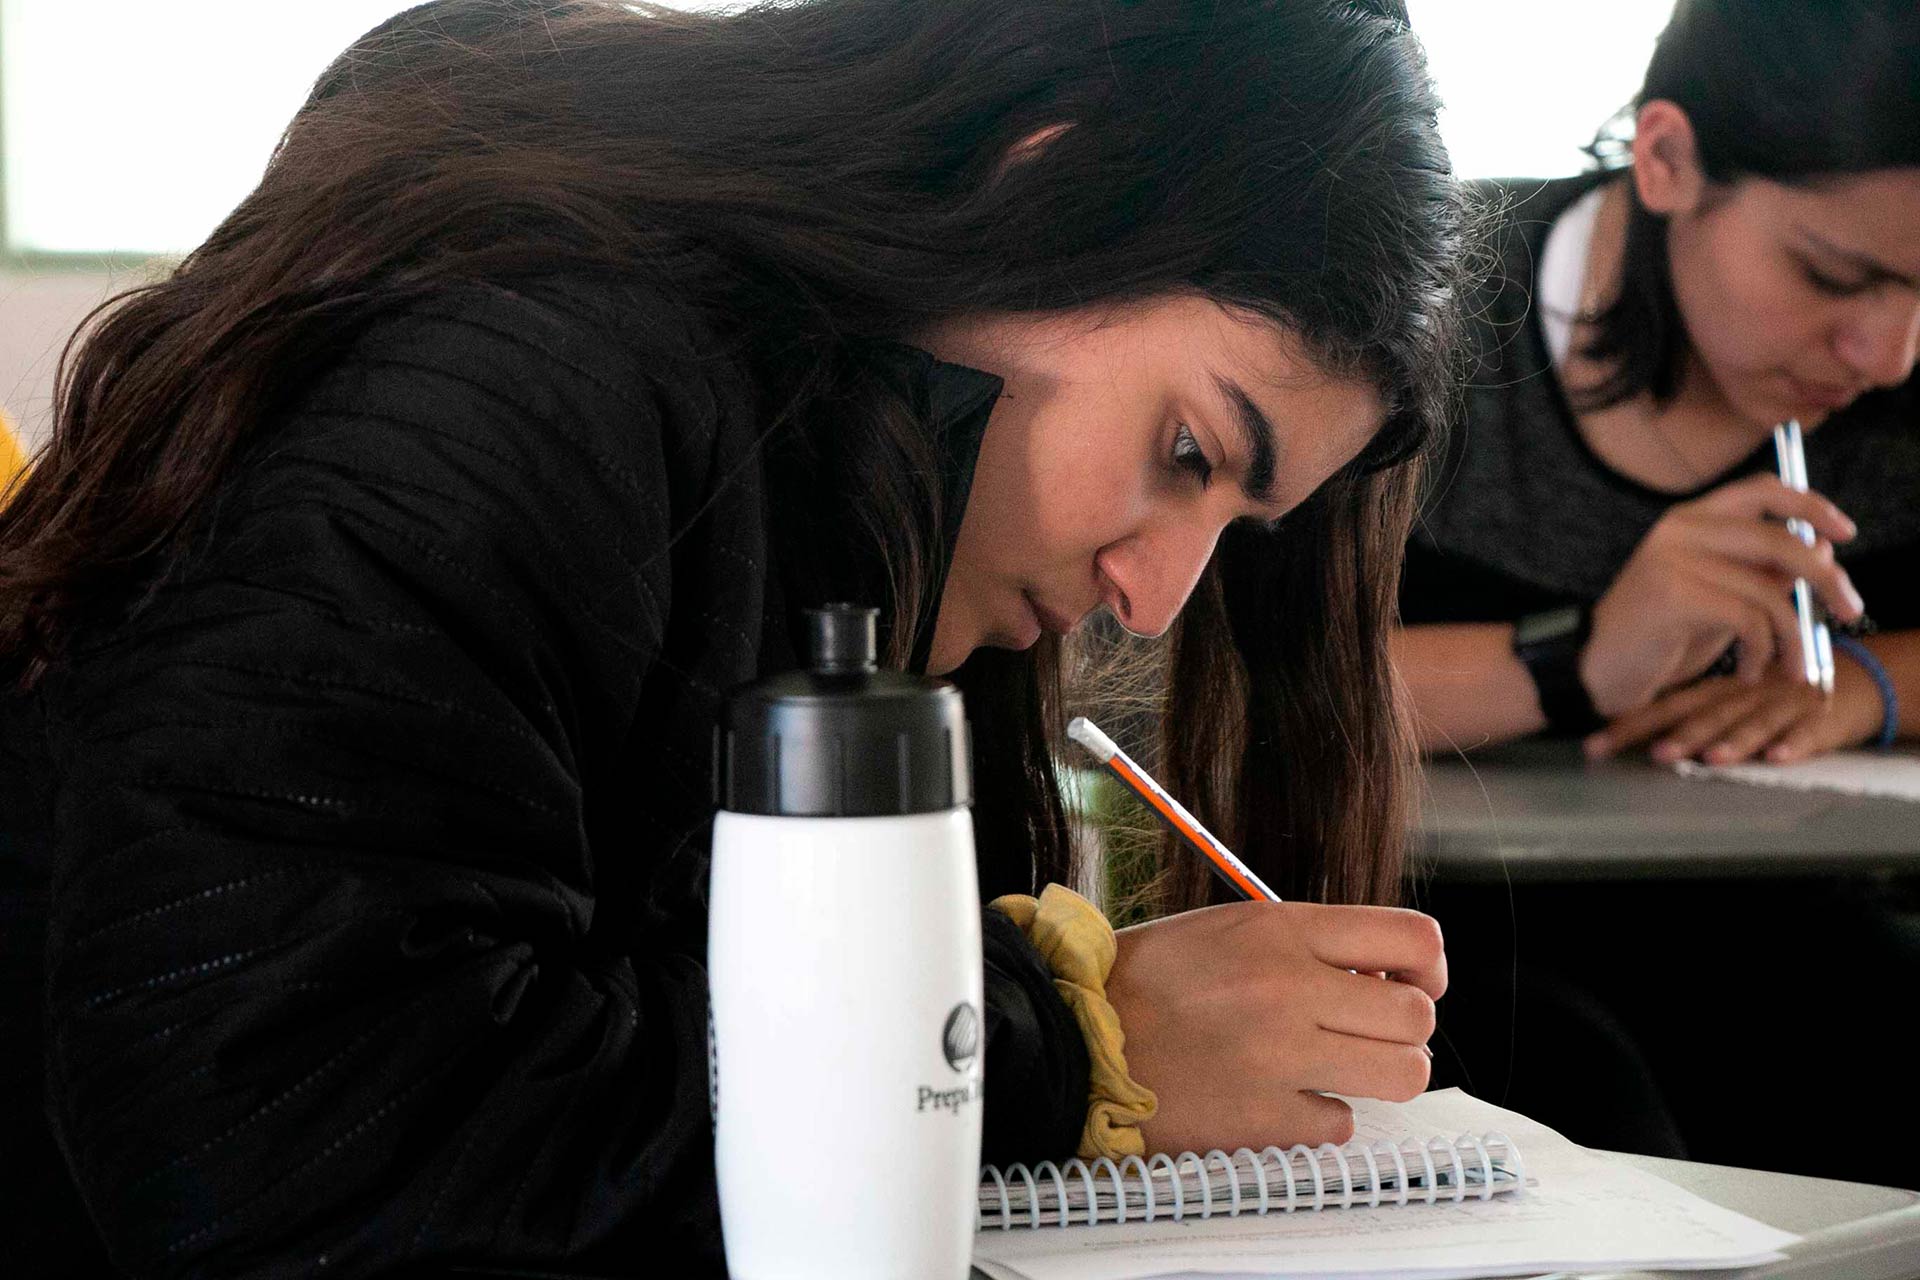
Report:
1652,741,1679,763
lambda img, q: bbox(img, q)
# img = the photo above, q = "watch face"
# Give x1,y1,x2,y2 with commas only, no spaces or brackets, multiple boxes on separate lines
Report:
1514,605,1585,648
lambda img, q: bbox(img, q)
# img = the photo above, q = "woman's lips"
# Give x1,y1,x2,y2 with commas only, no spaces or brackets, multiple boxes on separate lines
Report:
1007,591,1043,648
1024,592,1081,637
1782,372,1860,412
1013,594,1059,637
998,589,1092,650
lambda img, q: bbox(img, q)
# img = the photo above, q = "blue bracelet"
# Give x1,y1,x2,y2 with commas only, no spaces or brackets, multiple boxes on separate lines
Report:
1831,634,1899,750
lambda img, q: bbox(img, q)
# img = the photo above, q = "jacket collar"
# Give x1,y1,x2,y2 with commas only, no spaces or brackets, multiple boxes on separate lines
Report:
761,341,1002,676
869,342,1004,673
878,342,1003,550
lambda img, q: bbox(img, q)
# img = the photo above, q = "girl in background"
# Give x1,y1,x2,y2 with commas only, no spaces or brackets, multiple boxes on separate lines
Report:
1399,0,1918,762
1398,0,1918,1186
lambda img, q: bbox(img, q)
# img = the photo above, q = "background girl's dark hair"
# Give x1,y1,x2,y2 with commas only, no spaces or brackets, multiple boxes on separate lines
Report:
1578,0,1920,410
0,0,1467,912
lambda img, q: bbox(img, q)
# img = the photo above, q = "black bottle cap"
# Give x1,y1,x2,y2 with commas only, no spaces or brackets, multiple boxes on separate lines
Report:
716,604,972,817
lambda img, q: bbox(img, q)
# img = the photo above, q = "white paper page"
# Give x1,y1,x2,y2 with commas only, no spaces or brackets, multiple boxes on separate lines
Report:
1672,749,1920,801
973,1090,1798,1280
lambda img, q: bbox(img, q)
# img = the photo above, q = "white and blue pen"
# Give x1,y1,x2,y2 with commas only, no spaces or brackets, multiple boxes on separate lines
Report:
1772,419,1834,695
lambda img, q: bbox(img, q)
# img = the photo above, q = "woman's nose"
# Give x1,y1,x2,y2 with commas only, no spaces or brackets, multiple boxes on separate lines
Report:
1094,521,1221,639
1835,297,1920,389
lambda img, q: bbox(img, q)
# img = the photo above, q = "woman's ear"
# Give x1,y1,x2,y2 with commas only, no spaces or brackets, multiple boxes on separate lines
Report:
1630,100,1707,217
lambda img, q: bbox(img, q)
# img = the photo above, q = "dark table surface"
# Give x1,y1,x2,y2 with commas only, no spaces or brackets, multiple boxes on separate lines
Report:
1415,739,1920,881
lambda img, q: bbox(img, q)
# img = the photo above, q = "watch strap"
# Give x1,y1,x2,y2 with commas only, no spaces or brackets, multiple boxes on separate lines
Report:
1512,605,1605,737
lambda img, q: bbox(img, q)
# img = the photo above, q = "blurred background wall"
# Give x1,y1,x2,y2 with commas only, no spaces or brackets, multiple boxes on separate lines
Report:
1,0,1676,453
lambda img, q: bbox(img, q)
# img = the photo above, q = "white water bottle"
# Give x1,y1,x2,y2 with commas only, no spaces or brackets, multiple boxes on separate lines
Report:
710,604,982,1280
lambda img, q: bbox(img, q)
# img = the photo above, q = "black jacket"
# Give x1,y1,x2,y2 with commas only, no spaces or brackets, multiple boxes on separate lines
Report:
1,275,1088,1277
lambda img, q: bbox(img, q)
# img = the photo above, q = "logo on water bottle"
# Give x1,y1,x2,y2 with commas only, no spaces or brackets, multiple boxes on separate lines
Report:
942,1002,979,1073
918,1003,983,1115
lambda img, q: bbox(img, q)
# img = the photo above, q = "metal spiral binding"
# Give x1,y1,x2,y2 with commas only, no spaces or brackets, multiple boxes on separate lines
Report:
977,1131,1521,1229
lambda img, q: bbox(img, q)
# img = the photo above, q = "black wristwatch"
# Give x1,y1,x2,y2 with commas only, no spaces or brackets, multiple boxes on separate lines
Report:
1512,604,1606,736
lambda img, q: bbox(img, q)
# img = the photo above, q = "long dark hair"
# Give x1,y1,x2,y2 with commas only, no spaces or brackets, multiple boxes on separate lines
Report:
1578,0,1920,410
0,0,1467,911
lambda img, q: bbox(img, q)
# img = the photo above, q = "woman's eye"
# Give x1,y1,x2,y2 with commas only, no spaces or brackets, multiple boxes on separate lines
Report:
1171,423,1213,487
1804,264,1868,298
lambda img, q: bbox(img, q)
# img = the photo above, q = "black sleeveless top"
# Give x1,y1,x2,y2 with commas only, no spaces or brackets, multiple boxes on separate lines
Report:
1403,173,1920,631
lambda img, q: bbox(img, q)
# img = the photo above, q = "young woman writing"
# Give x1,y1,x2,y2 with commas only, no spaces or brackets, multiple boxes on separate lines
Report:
1396,0,1918,765
0,0,1469,1273
1395,0,1918,1187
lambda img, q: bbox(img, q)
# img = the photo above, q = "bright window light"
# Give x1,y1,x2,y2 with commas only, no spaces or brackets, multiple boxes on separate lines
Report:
3,2,423,255
1408,0,1677,180
0,0,726,256
4,2,1676,256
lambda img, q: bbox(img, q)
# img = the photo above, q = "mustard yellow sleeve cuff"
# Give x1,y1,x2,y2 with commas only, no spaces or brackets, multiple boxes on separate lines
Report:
991,883,1158,1160
1,410,28,497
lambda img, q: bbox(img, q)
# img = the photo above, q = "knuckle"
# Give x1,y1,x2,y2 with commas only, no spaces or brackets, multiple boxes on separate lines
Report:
1408,1047,1434,1098
1318,1103,1357,1146
1401,987,1438,1039
1386,1047,1430,1102
1401,911,1445,962
1278,900,1320,930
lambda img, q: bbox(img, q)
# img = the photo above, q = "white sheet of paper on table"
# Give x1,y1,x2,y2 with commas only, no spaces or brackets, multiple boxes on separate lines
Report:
1672,749,1920,802
971,1089,1798,1280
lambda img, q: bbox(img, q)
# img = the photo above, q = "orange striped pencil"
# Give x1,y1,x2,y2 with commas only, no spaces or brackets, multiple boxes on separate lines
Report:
1066,715,1280,903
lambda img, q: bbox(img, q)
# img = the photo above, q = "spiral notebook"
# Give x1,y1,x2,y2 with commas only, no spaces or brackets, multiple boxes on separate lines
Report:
972,1089,1800,1280
978,1127,1520,1229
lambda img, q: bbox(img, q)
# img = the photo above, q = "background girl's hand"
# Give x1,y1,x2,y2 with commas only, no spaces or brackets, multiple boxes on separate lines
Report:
1104,901,1444,1156
1580,475,1863,717
1584,658,1886,765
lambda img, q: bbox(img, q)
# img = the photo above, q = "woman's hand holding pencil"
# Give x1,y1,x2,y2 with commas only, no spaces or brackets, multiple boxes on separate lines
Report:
1067,716,1446,1154
1105,901,1446,1155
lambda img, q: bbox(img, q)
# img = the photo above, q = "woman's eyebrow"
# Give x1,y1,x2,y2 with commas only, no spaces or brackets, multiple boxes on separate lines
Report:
1211,373,1280,504
1797,227,1919,290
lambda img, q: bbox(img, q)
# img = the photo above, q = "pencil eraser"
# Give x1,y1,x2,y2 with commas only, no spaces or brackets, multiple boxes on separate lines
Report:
1065,717,1118,762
